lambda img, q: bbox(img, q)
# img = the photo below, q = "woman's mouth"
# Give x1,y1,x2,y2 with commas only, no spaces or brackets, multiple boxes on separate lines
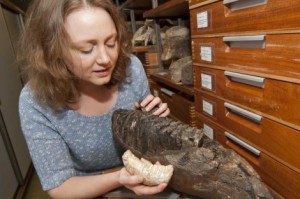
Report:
93,68,110,77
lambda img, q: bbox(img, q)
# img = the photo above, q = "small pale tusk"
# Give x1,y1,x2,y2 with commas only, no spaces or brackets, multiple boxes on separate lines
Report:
122,150,174,186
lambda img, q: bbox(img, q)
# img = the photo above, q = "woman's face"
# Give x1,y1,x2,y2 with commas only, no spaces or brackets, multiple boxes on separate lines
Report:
64,7,119,86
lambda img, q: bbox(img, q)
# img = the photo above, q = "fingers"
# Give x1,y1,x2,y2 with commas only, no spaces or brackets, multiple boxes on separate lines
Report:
138,95,170,117
153,103,170,117
134,102,140,109
119,168,143,185
140,95,158,111
127,183,167,196
119,167,168,196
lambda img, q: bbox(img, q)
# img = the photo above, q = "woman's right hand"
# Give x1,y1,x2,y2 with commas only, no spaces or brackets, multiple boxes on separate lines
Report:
118,168,167,195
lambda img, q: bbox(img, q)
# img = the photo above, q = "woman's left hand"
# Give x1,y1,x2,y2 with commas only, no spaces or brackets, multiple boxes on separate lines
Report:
135,95,170,117
118,168,167,195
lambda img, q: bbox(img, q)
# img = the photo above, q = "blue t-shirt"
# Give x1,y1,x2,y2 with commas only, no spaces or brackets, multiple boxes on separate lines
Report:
19,55,150,191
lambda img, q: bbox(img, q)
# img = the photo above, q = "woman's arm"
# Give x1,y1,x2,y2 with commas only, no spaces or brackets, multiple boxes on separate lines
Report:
48,168,166,199
48,170,121,199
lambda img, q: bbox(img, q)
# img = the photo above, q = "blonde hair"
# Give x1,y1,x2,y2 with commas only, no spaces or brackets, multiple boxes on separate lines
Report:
19,0,132,110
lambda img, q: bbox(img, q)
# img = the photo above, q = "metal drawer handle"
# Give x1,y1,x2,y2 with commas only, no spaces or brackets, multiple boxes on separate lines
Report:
225,131,261,156
223,0,267,11
223,35,266,48
224,102,262,124
225,71,265,88
160,88,174,97
223,35,265,42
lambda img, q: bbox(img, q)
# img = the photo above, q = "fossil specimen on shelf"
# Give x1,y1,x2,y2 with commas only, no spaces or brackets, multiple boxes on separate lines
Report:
132,19,156,47
161,26,191,61
169,56,193,85
112,109,273,199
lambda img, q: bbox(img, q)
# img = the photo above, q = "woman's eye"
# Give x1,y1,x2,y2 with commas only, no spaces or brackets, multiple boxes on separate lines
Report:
107,42,116,48
80,48,93,54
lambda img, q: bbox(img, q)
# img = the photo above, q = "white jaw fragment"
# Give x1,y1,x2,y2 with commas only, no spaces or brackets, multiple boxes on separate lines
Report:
122,150,174,186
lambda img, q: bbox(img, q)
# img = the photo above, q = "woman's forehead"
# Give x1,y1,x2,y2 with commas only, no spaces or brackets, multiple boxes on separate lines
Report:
64,7,117,43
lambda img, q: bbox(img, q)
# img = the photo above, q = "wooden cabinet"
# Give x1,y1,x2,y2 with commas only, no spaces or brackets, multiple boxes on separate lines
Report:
190,0,300,35
0,3,31,198
150,73,196,126
195,112,300,199
189,0,300,197
0,113,19,199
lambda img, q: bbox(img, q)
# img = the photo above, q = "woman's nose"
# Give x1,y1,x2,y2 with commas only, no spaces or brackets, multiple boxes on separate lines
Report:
96,48,110,65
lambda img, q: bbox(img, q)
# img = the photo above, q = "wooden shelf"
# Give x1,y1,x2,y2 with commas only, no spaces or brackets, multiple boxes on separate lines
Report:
150,72,194,96
133,45,156,53
120,0,153,10
143,0,189,18
120,0,169,10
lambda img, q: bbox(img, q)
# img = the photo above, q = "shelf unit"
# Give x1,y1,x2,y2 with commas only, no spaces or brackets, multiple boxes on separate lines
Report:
142,1,195,125
120,0,154,10
189,0,300,197
143,0,189,18
151,73,194,97
119,0,196,125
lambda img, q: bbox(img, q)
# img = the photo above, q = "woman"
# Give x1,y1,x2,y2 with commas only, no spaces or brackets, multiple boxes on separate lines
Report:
18,0,170,198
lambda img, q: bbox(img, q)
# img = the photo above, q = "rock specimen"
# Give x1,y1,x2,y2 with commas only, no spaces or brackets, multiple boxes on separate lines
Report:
161,26,191,61
169,56,193,85
132,19,156,46
122,150,174,186
112,109,274,199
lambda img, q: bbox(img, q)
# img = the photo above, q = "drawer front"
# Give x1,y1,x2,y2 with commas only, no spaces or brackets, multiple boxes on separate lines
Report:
194,66,300,128
190,0,300,35
191,34,300,81
195,112,300,199
195,90,300,172
159,87,194,125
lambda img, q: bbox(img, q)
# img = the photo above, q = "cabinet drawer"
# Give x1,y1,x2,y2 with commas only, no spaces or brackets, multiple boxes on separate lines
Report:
153,86,194,125
195,90,300,172
160,89,193,125
191,34,300,81
194,66,300,128
190,0,300,35
195,112,300,199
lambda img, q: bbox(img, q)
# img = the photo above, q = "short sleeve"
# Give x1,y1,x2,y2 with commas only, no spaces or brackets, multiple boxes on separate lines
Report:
19,87,76,191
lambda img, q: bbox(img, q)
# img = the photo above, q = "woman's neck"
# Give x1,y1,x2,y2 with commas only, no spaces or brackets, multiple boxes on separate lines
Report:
70,82,119,116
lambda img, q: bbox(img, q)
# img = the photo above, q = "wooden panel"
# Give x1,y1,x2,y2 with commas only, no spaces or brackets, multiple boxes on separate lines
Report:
145,52,159,66
190,0,300,36
121,0,153,9
194,90,300,173
194,66,300,129
189,0,220,10
195,112,300,199
150,81,195,125
191,34,300,82
160,90,194,125
133,45,156,53
120,0,169,9
143,0,189,18
144,66,161,78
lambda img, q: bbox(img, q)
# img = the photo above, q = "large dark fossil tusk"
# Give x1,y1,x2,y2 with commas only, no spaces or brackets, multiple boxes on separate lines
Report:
112,109,273,199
